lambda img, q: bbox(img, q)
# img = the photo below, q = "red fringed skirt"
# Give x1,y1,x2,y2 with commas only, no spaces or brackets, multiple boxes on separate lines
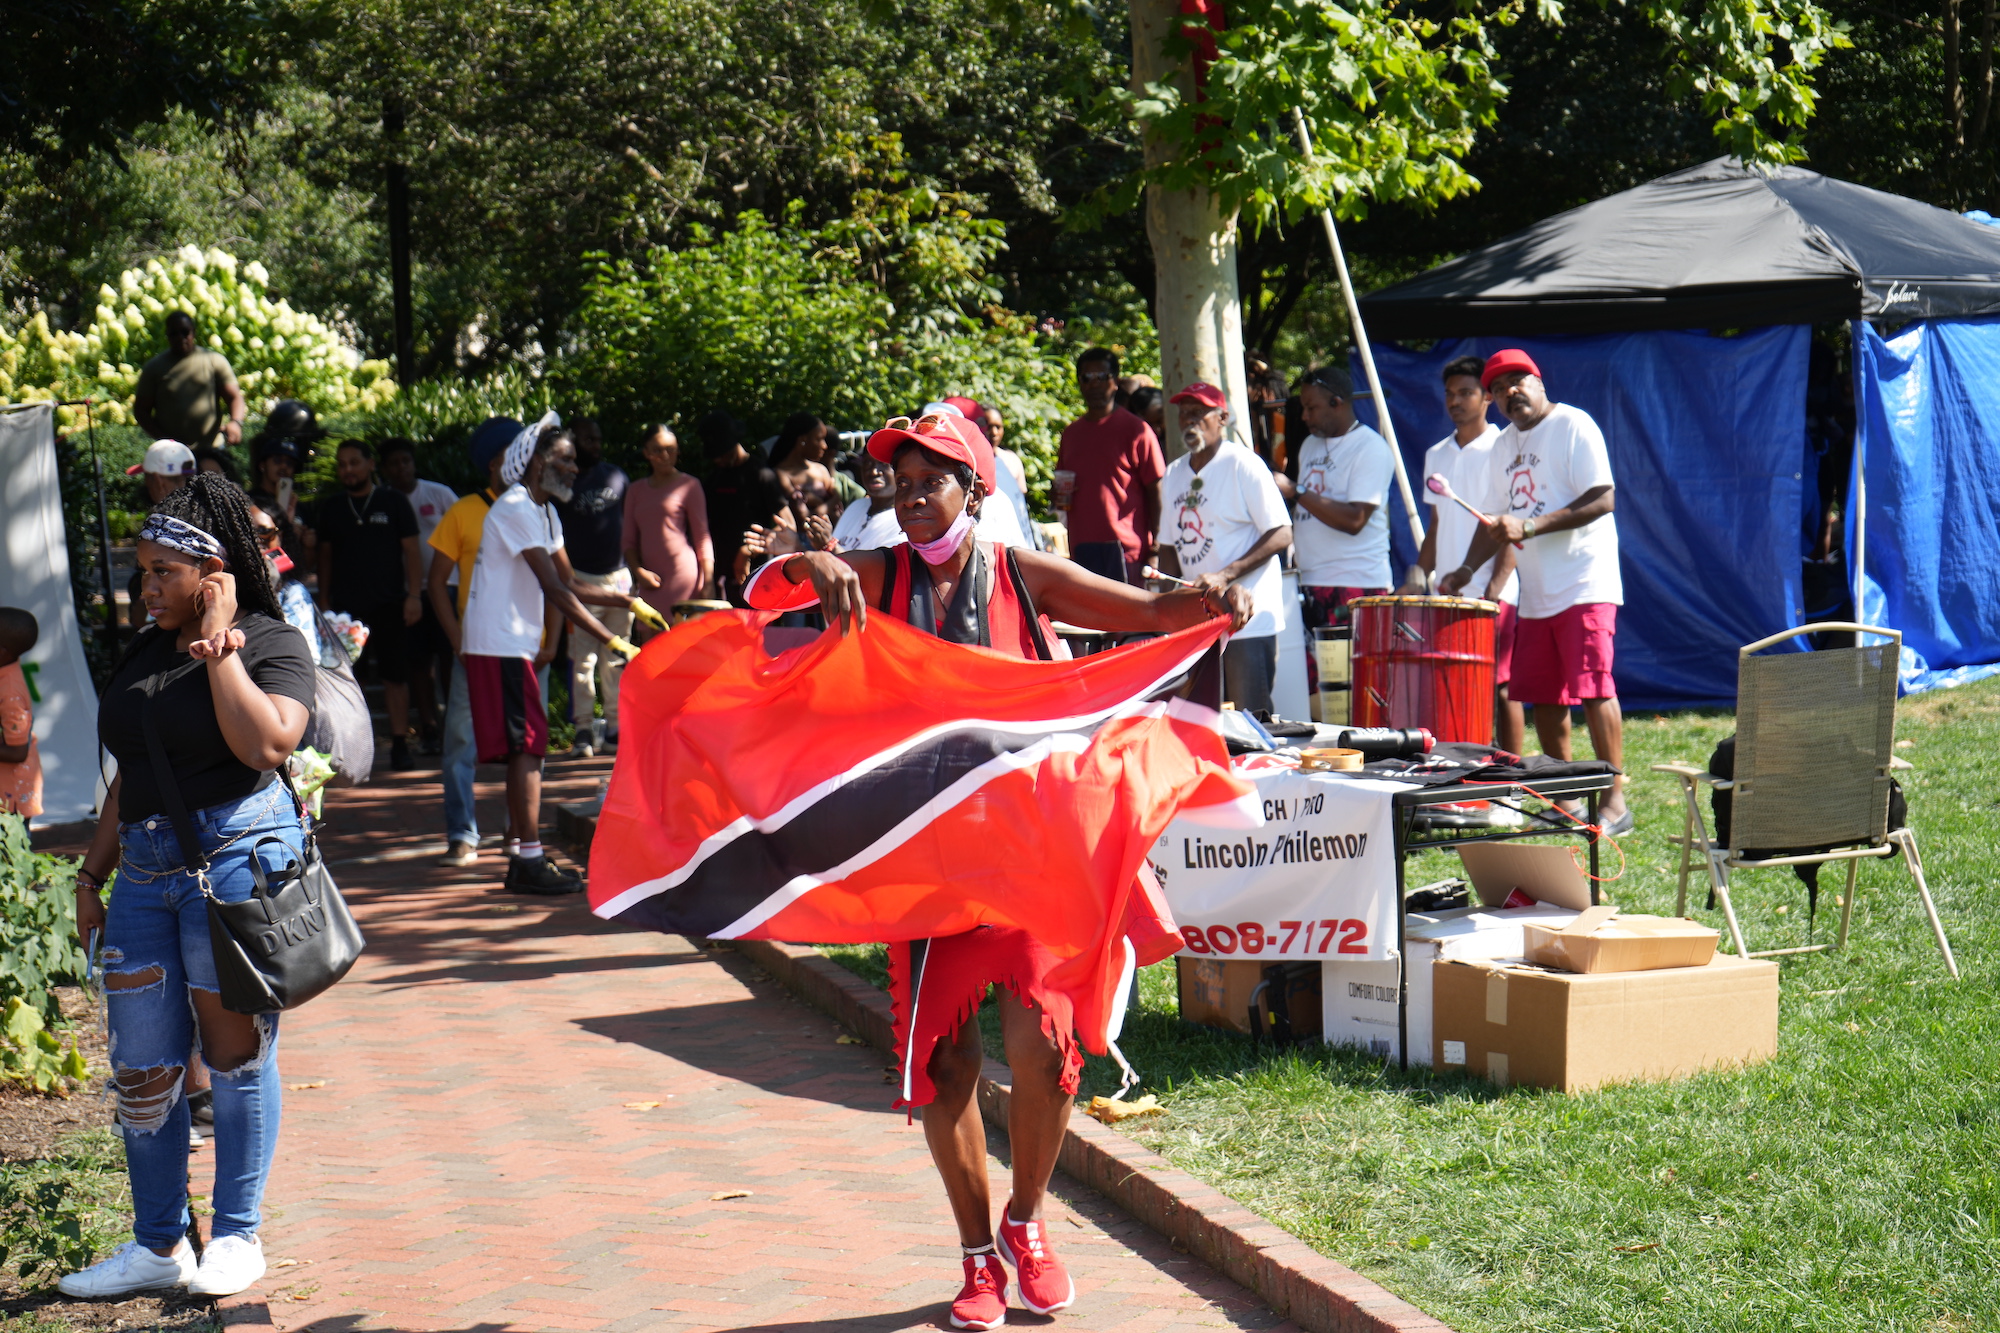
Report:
887,926,1084,1108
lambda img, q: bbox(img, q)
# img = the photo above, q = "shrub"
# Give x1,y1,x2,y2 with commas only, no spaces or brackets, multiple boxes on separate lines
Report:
0,815,88,1025
0,245,397,435
562,151,1123,507
0,816,91,1093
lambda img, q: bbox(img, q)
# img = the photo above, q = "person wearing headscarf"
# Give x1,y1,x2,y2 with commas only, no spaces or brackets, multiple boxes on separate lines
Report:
66,475,314,1303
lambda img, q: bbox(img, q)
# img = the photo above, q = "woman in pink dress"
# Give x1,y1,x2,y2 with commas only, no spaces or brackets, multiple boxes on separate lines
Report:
621,425,713,622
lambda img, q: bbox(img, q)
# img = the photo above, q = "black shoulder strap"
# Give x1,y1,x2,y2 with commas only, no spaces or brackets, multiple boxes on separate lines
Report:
878,545,906,613
1004,547,1057,662
139,654,315,877
140,658,211,872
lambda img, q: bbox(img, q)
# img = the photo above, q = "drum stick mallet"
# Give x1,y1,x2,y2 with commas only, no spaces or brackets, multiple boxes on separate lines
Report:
1425,474,1524,548
1142,565,1195,588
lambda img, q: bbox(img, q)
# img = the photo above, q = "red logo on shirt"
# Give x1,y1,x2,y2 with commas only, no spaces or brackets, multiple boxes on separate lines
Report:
1174,492,1213,565
1508,468,1540,514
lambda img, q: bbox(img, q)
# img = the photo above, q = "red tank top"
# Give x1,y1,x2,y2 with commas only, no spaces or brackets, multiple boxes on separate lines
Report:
879,541,1052,662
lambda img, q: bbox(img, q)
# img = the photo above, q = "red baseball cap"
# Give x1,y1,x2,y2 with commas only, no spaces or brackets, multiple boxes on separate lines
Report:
1169,381,1227,409
1481,349,1541,390
867,412,995,495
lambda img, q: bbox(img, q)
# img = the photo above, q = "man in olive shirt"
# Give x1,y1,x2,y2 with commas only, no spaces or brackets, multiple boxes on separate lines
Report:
134,311,247,448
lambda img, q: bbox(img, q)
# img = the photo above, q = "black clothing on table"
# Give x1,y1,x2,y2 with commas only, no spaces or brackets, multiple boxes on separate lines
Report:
1358,742,1620,787
99,614,317,823
557,461,630,576
314,484,418,609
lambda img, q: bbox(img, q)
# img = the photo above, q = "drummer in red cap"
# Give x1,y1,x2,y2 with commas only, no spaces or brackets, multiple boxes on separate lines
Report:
1442,350,1631,834
746,409,1251,1330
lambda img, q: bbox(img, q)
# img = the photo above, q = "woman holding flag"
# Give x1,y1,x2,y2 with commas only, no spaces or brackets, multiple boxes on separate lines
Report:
746,410,1250,1329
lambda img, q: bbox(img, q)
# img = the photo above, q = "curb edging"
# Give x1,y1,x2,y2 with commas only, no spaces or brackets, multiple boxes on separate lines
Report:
733,936,1452,1333
561,799,1450,1333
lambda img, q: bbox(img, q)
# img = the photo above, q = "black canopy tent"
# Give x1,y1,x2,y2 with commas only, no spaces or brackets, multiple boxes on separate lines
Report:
1359,158,2000,338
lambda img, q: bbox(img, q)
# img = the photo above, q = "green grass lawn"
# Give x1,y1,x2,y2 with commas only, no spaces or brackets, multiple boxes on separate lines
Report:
823,680,2000,1333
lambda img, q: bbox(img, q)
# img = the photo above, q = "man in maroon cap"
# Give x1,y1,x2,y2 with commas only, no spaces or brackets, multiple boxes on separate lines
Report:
1159,382,1292,711
1055,347,1166,584
1443,350,1630,833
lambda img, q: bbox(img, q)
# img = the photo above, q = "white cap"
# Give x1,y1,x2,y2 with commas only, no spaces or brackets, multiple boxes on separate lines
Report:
127,440,196,477
919,401,966,418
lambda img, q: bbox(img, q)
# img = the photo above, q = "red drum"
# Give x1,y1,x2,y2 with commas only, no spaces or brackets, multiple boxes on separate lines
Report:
1349,595,1499,745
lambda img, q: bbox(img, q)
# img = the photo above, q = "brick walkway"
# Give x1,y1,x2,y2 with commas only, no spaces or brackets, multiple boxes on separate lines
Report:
225,755,1299,1333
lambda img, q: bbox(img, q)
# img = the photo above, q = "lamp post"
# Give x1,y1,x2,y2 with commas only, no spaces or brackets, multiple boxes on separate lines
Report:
58,398,118,654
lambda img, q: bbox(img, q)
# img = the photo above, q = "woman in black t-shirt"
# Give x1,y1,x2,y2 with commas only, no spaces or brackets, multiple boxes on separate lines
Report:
64,476,316,1304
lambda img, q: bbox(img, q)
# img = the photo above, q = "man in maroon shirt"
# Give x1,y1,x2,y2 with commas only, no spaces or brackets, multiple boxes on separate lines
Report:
1056,347,1166,584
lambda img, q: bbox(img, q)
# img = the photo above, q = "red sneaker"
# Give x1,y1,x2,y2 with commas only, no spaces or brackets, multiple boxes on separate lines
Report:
997,1205,1076,1315
950,1251,1008,1331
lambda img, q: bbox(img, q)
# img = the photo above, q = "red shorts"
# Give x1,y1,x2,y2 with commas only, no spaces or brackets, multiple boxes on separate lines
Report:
1510,603,1617,706
463,654,548,762
1493,601,1518,689
888,927,1083,1109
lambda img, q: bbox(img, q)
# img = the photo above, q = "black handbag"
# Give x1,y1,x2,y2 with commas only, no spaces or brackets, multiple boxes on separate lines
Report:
141,662,365,1014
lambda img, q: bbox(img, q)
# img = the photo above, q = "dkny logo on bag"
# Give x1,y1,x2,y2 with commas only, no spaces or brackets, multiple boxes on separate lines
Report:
256,902,329,957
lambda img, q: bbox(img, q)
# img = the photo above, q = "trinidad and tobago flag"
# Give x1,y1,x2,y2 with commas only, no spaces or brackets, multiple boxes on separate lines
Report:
588,610,1254,1054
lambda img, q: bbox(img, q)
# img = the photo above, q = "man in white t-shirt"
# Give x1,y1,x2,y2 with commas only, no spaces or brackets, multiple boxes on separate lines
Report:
1442,350,1628,832
1162,381,1292,712
1407,354,1524,753
1276,366,1395,696
462,423,644,892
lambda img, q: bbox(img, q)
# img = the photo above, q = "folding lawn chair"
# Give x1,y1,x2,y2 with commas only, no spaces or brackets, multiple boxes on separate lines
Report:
1653,623,1958,977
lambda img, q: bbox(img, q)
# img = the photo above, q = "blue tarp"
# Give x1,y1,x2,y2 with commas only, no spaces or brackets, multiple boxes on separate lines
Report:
1356,329,1810,710
1850,317,2000,693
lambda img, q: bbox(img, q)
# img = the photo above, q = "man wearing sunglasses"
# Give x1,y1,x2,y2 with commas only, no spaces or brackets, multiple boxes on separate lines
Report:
1055,347,1166,586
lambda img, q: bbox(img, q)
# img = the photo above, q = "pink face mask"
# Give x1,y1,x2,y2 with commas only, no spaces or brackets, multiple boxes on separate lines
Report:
910,509,974,565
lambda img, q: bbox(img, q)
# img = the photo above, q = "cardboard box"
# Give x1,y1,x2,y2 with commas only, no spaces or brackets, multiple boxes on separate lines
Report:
1323,903,1583,1064
1431,953,1779,1092
1177,957,1322,1038
1522,905,1720,973
1457,840,1595,910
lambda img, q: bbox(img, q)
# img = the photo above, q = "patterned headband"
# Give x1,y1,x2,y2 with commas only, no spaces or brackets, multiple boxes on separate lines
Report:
139,512,228,565
502,409,562,487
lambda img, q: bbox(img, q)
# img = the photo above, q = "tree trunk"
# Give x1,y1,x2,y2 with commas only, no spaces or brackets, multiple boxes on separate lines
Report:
1973,0,1995,151
1130,0,1252,461
1948,0,1965,149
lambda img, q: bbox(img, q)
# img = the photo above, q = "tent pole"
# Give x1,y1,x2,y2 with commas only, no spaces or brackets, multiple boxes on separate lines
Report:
1852,434,1867,624
1849,320,1868,625
1291,111,1426,577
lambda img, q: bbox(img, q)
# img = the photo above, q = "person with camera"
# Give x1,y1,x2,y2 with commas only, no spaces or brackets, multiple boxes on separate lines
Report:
63,474,316,1301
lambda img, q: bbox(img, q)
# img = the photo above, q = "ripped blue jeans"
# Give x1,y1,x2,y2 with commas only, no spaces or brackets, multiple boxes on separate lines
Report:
107,782,301,1249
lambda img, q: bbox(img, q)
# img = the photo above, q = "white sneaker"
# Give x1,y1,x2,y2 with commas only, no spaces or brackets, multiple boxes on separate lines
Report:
58,1239,196,1297
188,1233,266,1296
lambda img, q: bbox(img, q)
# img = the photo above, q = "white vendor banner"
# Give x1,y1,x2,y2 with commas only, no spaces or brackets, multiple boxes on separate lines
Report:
1152,757,1403,962
0,404,103,825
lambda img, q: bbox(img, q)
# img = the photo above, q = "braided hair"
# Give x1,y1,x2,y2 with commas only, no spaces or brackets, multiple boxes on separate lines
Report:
150,474,285,624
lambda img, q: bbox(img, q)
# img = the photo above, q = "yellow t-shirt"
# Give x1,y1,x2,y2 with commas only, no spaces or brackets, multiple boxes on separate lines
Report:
0,662,43,819
428,488,495,618
429,487,558,648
